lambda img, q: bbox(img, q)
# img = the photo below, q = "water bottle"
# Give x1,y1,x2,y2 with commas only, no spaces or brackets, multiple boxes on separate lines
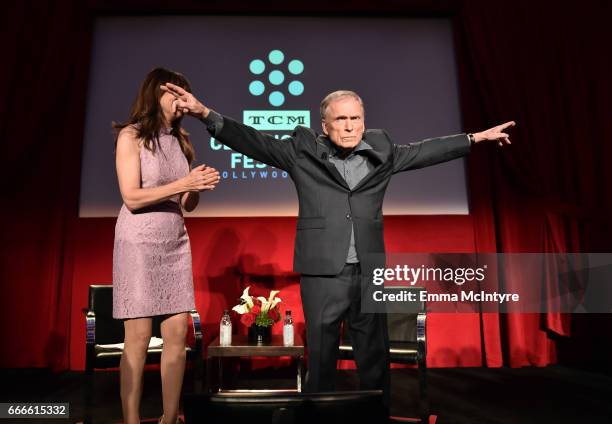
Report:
283,310,294,346
220,310,232,346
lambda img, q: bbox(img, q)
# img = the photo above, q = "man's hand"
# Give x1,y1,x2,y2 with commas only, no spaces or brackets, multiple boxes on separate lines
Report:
473,121,516,147
160,82,210,119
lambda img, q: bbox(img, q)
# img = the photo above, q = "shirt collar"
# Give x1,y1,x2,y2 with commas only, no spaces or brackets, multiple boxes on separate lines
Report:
329,138,373,158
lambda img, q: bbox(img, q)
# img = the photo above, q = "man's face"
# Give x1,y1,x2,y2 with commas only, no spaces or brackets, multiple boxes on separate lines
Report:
322,97,365,150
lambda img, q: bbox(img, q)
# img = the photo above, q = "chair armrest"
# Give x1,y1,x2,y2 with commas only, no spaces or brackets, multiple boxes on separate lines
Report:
415,311,428,416
83,309,96,371
416,312,426,362
84,310,96,346
188,309,203,351
188,309,205,392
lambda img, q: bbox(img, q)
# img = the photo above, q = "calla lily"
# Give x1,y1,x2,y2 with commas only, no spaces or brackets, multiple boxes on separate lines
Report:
257,296,270,312
268,290,280,303
256,290,281,313
257,294,282,313
232,304,250,314
269,297,282,309
240,286,254,308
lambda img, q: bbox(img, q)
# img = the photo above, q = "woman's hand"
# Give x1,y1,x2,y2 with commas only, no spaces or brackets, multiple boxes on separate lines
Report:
161,83,210,120
181,164,220,192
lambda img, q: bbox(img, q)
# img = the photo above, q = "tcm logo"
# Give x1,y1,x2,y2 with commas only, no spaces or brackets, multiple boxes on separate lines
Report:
245,111,309,131
210,49,309,180
244,49,310,131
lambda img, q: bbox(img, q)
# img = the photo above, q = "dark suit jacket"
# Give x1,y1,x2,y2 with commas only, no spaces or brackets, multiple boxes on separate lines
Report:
214,116,471,276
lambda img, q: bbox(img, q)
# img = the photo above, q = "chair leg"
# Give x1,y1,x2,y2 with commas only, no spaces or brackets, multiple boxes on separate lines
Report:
205,356,213,393
83,369,94,424
418,362,429,422
193,352,204,394
297,356,303,392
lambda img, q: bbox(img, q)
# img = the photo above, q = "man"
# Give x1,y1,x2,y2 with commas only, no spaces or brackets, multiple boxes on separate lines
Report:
161,83,514,404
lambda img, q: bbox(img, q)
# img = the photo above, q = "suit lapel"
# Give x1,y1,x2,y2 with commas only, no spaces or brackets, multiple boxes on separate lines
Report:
351,141,387,191
352,158,384,191
315,136,350,189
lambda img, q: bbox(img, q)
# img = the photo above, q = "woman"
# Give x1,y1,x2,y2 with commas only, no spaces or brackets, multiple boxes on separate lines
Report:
112,67,220,424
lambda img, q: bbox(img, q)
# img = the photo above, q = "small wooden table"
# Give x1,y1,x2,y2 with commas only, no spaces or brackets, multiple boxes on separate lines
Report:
206,334,305,393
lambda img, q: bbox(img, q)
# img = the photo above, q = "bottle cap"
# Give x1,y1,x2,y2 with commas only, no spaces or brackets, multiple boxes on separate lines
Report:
286,310,291,315
223,309,229,314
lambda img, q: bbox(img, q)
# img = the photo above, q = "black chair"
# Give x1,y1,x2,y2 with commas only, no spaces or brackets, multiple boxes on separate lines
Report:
338,286,427,421
82,284,203,422
183,390,387,424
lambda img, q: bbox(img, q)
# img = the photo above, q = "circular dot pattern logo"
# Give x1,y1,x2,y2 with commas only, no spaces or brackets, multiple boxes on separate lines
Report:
248,50,304,107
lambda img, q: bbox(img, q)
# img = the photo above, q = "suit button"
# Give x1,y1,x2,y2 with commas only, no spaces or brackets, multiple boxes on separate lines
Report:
346,214,351,219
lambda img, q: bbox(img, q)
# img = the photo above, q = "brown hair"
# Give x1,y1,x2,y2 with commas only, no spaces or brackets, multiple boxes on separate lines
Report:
113,67,195,164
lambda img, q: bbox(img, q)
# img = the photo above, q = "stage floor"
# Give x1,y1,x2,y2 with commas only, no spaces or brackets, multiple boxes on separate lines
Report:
1,366,611,423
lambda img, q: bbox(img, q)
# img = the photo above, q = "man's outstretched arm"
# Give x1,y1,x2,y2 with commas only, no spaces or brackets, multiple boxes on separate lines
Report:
391,121,515,173
161,82,297,172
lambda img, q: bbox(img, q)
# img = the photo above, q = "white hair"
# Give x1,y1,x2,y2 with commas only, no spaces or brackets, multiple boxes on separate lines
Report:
320,90,364,120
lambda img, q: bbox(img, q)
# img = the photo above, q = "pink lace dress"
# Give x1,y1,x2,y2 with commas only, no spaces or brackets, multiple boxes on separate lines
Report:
112,127,195,319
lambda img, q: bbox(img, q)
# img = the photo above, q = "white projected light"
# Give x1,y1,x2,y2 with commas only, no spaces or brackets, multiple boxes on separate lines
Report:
80,16,468,217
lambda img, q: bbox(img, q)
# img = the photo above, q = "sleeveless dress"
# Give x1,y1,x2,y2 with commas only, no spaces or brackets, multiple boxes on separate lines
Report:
112,127,195,319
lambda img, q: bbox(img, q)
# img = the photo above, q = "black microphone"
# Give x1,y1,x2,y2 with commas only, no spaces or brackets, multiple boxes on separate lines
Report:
320,152,328,160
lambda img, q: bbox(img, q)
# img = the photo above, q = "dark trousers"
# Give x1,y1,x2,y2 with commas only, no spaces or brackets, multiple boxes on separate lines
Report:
300,263,390,405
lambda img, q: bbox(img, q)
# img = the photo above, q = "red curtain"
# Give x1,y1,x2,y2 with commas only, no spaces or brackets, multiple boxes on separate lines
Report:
1,0,611,371
454,0,612,366
0,0,91,370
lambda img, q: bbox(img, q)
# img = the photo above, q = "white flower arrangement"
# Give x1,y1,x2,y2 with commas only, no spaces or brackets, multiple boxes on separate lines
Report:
232,286,282,327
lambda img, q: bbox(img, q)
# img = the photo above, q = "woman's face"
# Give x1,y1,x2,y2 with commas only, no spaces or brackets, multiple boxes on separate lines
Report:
159,90,183,124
